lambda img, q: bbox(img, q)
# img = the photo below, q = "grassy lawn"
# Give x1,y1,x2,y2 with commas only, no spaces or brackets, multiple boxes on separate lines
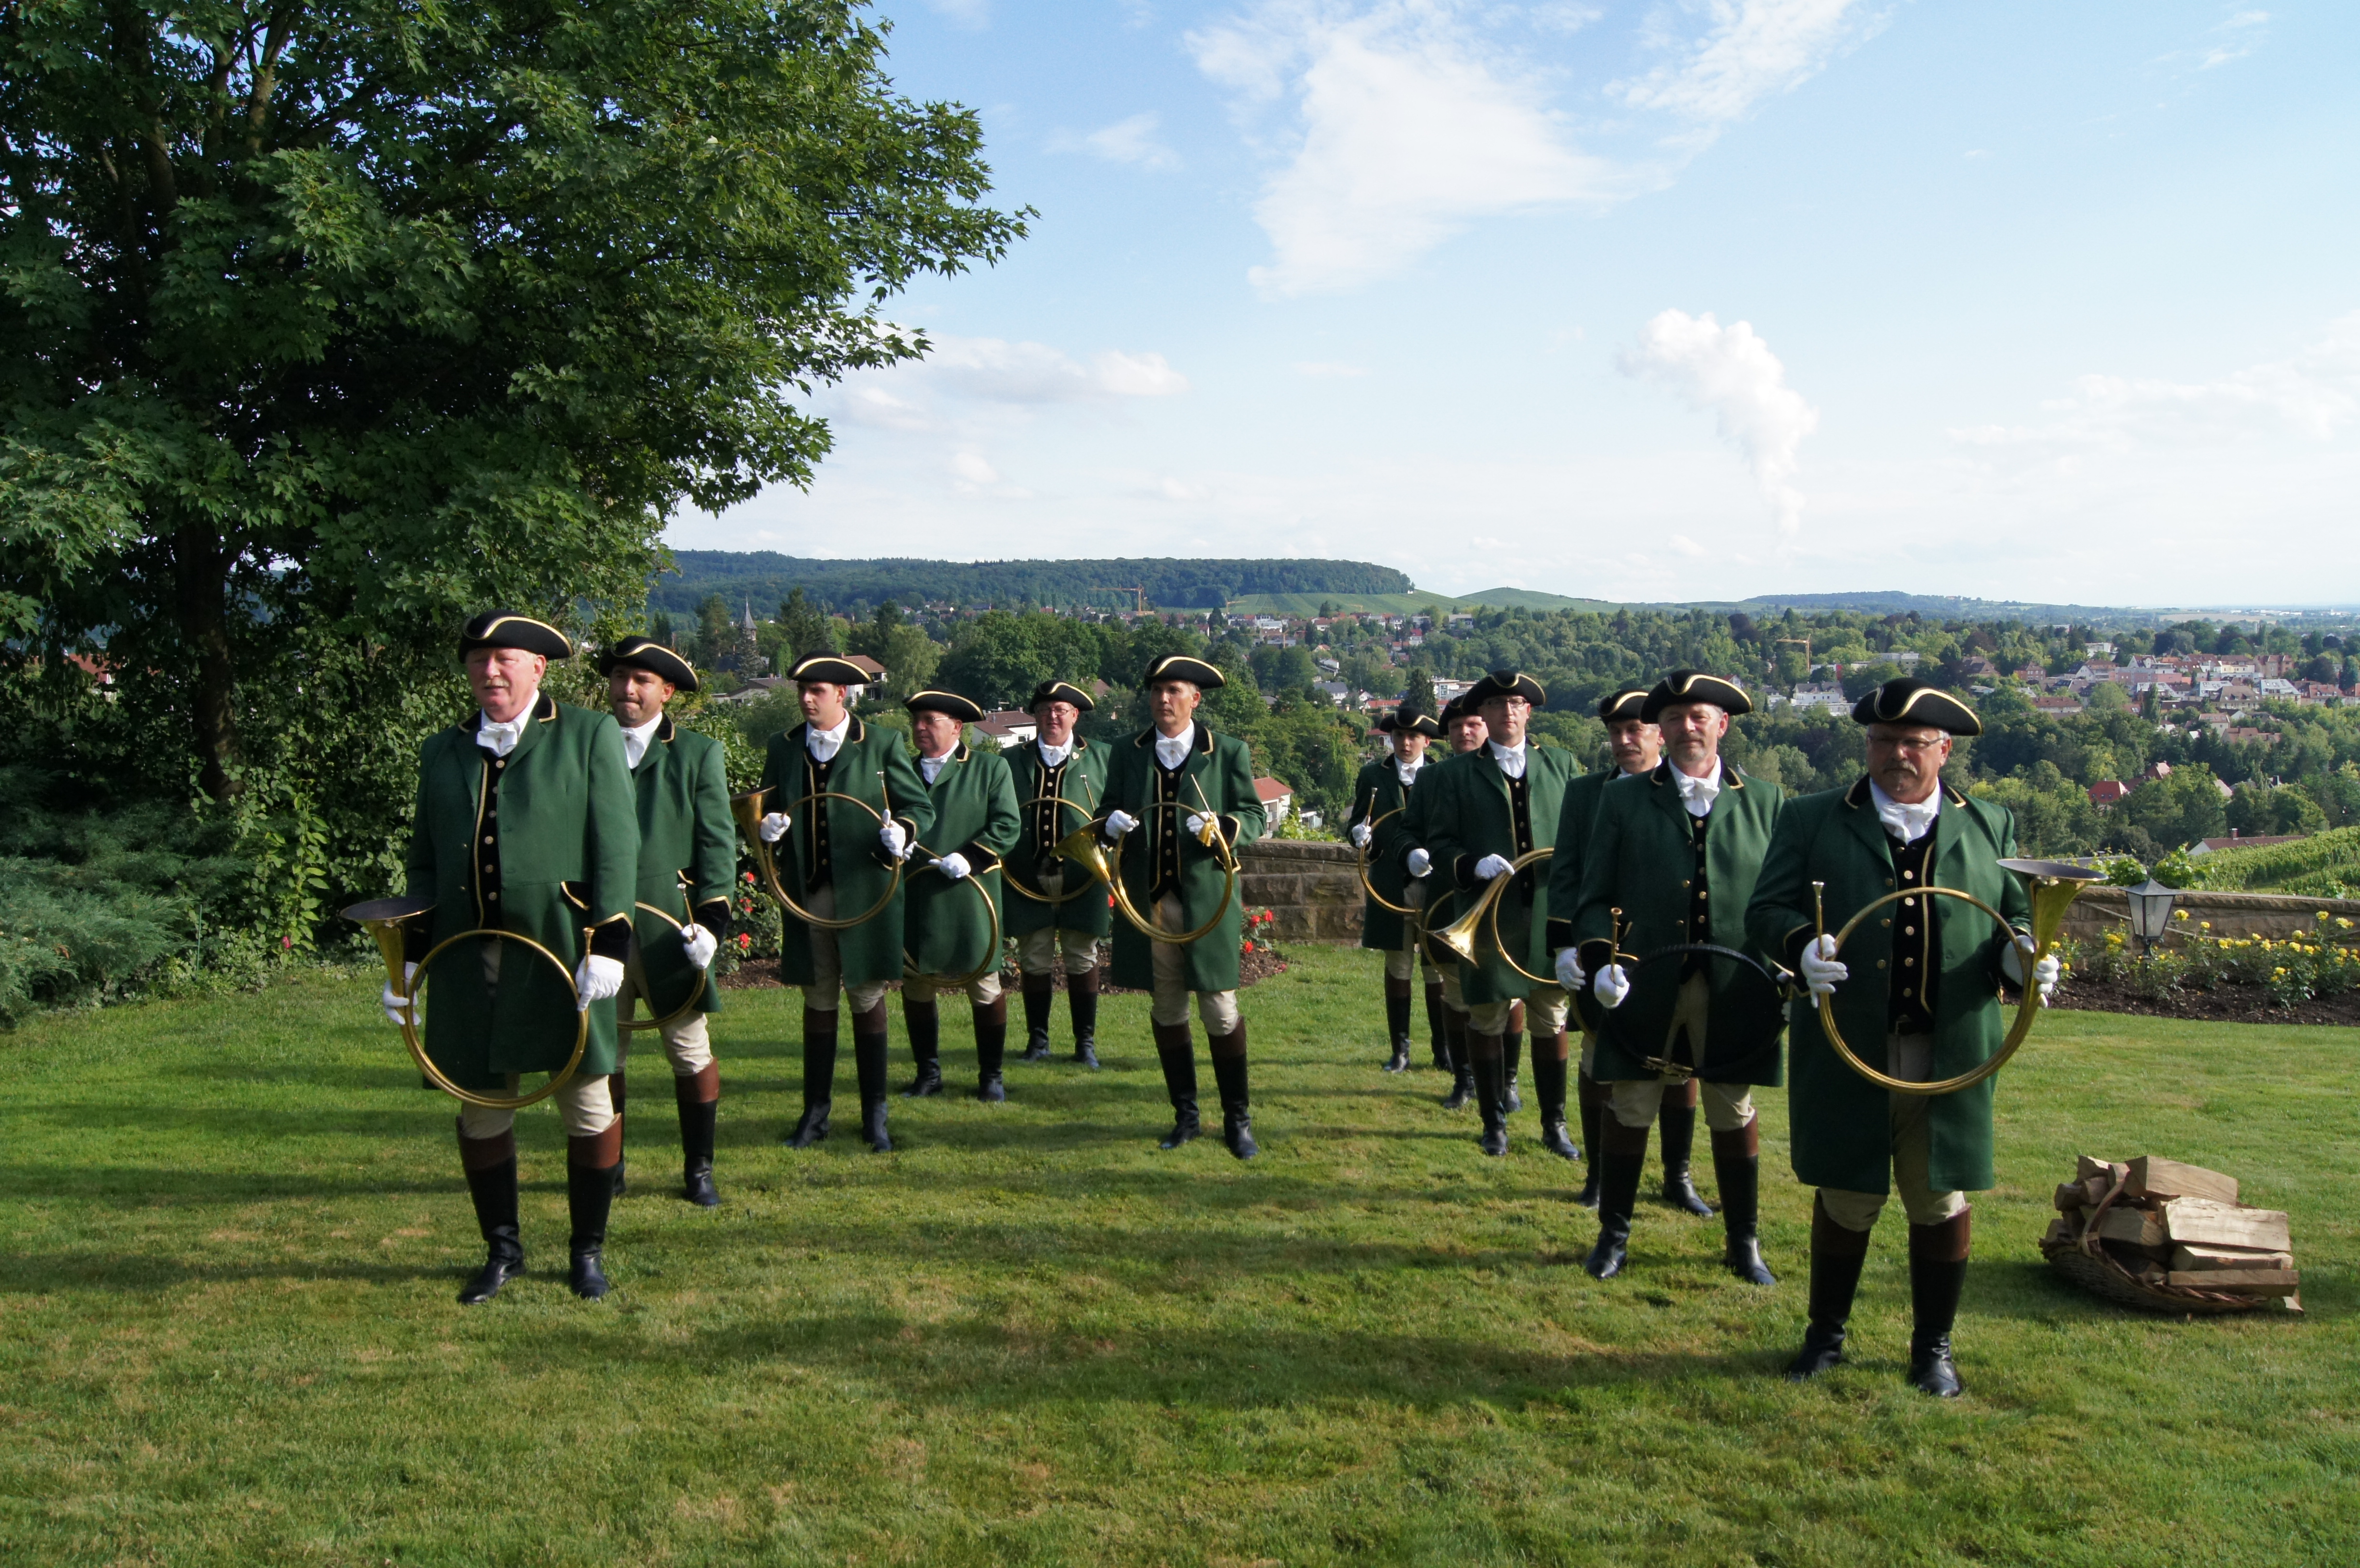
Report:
1,943,2354,1566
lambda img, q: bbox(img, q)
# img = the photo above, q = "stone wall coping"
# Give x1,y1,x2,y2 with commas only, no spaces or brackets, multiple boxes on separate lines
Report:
1239,839,1356,864
2068,885,2360,918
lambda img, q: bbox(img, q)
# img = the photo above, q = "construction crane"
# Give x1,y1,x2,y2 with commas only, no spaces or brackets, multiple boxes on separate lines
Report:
1099,585,1150,615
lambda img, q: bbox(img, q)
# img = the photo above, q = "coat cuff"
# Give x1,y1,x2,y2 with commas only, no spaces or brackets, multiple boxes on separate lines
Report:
1451,854,1477,890
1576,937,1615,975
401,920,431,966
1782,923,1817,970
957,843,1004,876
693,898,731,939
1544,917,1574,952
588,914,633,962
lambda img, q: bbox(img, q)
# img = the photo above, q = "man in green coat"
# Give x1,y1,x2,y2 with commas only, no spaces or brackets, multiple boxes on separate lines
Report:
1347,703,1444,1073
1411,672,1583,1160
1747,678,2053,1397
387,611,637,1303
1402,695,1492,1109
1572,672,1786,1286
1545,687,1696,1204
600,636,734,1208
1004,681,1113,1066
899,690,1022,1101
1099,655,1266,1157
755,656,933,1152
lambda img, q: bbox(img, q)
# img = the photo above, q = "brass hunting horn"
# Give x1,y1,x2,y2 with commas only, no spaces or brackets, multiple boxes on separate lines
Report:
343,895,590,1110
730,779,905,931
619,896,713,1034
1005,770,1103,907
1809,857,2100,1096
1427,847,1556,983
901,845,1006,988
1353,787,1420,918
1049,789,1240,946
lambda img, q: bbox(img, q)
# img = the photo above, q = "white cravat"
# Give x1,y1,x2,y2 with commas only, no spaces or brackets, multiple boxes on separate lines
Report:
806,715,851,762
475,697,539,759
918,751,951,785
1395,755,1424,788
1037,737,1073,767
1870,778,1942,844
1154,724,1194,770
1674,758,1724,818
620,713,662,771
1487,740,1527,781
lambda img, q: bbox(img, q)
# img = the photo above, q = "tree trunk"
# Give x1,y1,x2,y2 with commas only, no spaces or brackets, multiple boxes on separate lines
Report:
175,521,241,799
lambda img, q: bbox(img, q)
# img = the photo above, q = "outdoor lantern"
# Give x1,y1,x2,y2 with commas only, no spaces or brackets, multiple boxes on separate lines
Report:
2125,879,2179,956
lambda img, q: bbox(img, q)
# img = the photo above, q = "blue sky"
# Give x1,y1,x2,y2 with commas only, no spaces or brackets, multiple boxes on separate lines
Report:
668,1,2360,607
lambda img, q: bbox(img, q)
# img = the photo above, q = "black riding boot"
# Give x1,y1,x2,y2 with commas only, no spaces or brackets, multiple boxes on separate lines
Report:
1502,1006,1524,1113
1070,968,1101,1067
456,1128,523,1305
1574,1070,1605,1206
1585,1119,1649,1279
787,1007,836,1148
1021,974,1055,1062
1908,1210,1971,1397
1423,982,1448,1070
676,1063,720,1207
853,1004,893,1151
1534,1042,1579,1161
902,999,943,1096
1154,1022,1201,1149
1440,1010,1476,1110
1471,1041,1509,1156
608,1070,627,1197
1789,1196,1871,1379
566,1127,622,1300
1211,1029,1257,1160
1712,1118,1775,1285
973,995,1008,1102
1383,981,1413,1073
1659,1082,1714,1216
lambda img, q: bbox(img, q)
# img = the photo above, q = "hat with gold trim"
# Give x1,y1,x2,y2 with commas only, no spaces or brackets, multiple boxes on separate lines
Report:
790,654,873,686
1028,679,1095,713
1466,669,1546,707
1142,653,1225,690
1597,686,1651,723
905,689,984,723
459,610,572,661
596,635,698,691
1642,669,1752,721
1376,703,1443,738
1851,677,1981,736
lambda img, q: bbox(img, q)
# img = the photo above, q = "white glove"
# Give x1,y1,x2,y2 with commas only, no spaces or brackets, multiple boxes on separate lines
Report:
1104,809,1139,839
381,962,419,1024
936,851,971,880
759,811,792,843
1350,822,1373,848
1592,964,1631,1009
1554,948,1587,992
1800,934,1847,998
1184,812,1209,838
678,922,718,969
575,954,624,1010
1406,847,1431,878
2004,933,2061,1005
879,821,911,860
1474,853,1514,881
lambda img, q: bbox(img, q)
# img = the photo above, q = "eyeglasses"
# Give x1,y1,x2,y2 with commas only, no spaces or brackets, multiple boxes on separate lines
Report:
1868,735,1946,753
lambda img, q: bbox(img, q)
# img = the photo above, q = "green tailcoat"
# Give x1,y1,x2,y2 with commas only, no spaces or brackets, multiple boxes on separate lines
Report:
1102,723,1266,993
1543,766,1630,1032
1572,761,1788,1085
1417,743,1584,1005
906,742,1021,978
627,714,736,1019
403,694,638,1087
760,716,933,989
1347,755,1433,952
1002,736,1114,941
1746,778,2030,1196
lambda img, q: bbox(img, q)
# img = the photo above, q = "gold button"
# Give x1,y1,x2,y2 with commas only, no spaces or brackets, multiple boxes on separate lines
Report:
1904,957,1916,967
483,835,493,845
487,891,499,901
1905,926,1916,936
1699,890,1708,899
1885,879,1895,888
1875,959,1886,969
1904,870,1915,880
1903,986,1913,997
1881,918,1892,928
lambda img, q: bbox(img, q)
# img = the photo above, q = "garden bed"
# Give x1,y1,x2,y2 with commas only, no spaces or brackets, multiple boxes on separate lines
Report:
2051,978,2360,1027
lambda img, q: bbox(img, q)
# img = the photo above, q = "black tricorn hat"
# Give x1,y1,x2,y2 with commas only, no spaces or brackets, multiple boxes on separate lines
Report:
1467,669,1546,707
1143,654,1225,690
1852,677,1981,736
1643,670,1752,721
1597,686,1651,723
1028,679,1095,713
905,689,984,723
460,611,572,661
790,654,873,686
596,635,699,692
1377,707,1444,738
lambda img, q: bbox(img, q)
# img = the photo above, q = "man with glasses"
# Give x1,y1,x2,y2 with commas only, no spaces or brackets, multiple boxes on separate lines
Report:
1005,681,1112,1066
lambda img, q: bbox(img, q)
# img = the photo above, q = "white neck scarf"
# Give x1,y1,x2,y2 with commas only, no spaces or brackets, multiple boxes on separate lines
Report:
1154,724,1194,770
621,712,662,771
1037,736,1073,767
806,714,851,762
1395,754,1424,787
1486,739,1527,781
1870,777,1942,844
918,750,952,785
476,696,540,759
1674,757,1723,818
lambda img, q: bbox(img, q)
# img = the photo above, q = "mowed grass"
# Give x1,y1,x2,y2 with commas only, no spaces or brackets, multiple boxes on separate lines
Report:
0,946,2354,1567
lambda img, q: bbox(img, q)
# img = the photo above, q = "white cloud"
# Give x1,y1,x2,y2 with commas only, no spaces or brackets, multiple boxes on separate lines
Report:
1065,111,1181,170
896,335,1192,409
1619,308,1820,541
1612,0,1875,131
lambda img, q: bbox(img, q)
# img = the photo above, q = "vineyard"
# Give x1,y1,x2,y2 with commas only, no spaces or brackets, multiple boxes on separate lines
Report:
2189,827,2360,899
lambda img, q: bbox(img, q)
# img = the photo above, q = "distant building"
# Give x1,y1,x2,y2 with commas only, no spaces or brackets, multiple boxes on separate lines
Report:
2192,832,2306,856
2088,779,2133,808
1254,776,1294,834
974,710,1038,750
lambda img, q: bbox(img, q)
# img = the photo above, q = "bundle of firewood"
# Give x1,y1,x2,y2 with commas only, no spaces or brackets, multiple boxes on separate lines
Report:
2041,1155,2300,1314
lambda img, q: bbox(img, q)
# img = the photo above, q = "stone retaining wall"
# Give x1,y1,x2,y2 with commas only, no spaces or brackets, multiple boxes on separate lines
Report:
2057,885,2360,945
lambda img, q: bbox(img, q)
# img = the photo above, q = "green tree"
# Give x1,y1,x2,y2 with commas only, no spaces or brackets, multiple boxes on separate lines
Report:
778,588,837,662
844,603,941,699
3,0,1023,808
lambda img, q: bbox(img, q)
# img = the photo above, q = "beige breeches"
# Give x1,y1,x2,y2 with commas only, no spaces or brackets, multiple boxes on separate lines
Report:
1149,893,1240,1032
616,938,714,1077
904,968,1005,1006
800,884,890,1014
1606,973,1755,1132
1381,881,1437,983
459,1072,615,1141
1469,984,1569,1037
1016,901,1100,974
1817,1034,1970,1230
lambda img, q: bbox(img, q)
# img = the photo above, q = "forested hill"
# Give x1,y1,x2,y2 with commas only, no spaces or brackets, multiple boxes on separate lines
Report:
651,553,1413,616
